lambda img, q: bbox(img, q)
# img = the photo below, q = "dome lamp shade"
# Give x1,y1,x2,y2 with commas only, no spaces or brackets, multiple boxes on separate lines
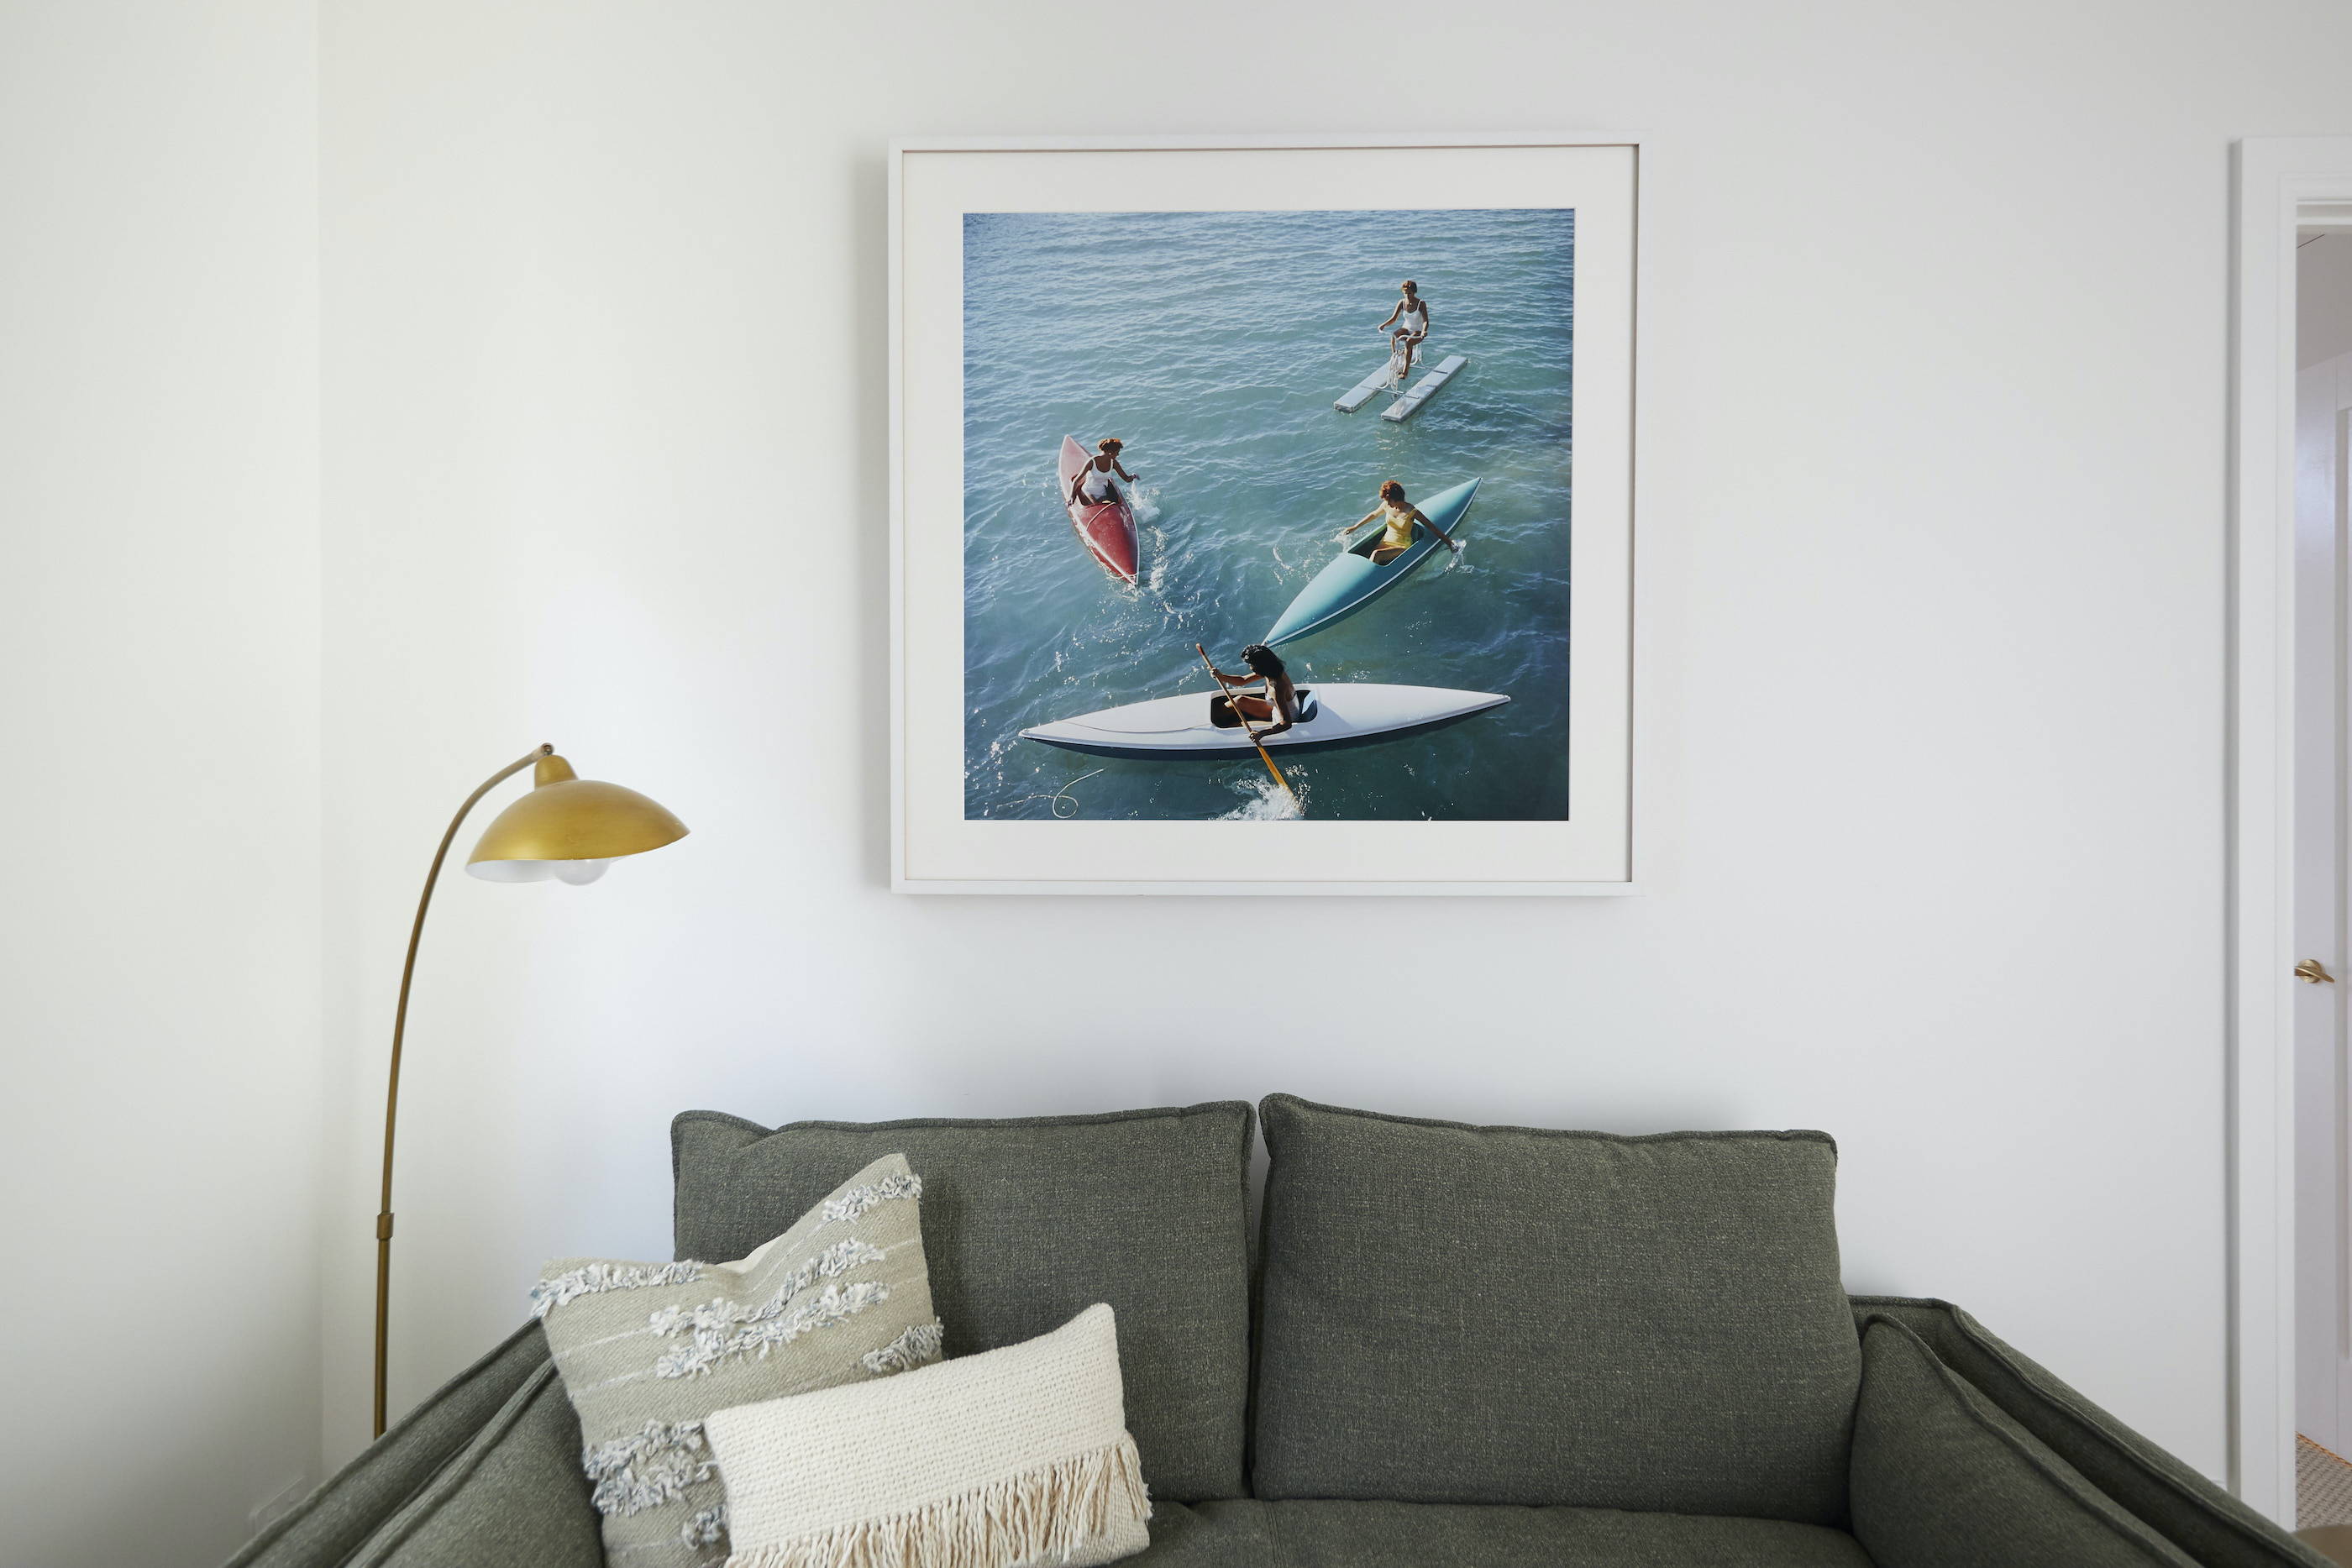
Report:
464,752,688,883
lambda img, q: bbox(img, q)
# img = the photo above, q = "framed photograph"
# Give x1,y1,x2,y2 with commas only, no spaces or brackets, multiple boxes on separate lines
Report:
891,134,1637,894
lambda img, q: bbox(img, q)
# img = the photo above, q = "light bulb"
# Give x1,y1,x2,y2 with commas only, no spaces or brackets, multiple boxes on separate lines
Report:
466,858,553,883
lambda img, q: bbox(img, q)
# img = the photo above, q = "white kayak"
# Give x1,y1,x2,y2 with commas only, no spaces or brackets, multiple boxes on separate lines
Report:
1019,683,1509,759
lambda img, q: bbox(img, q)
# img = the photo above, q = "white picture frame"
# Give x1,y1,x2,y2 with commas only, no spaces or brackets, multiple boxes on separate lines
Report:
890,133,1641,895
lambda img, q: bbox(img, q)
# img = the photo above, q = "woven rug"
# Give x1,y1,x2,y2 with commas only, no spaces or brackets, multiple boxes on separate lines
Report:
2300,1436,2352,1530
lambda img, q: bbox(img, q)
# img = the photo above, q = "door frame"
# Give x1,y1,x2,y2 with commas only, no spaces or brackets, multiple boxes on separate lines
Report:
2231,135,2352,1523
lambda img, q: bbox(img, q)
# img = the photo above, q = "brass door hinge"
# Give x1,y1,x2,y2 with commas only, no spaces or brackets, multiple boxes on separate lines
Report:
2297,959,2338,984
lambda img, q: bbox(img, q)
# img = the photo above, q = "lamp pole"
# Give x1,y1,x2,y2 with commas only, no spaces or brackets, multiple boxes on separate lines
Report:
373,744,550,1438
368,742,685,1439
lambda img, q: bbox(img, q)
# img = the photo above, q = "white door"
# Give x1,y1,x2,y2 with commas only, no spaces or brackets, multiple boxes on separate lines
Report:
2296,351,2352,1454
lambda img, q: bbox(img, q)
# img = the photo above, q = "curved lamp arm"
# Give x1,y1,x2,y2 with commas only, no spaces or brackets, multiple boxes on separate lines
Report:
374,743,550,1437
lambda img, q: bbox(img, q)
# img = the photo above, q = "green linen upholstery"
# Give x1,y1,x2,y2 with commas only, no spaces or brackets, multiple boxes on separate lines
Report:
226,1298,2334,1568
1853,1298,2335,1568
1130,1500,1874,1566
345,1362,602,1568
223,1322,601,1568
1249,1094,1860,1522
670,1102,1255,1501
1849,1315,2197,1565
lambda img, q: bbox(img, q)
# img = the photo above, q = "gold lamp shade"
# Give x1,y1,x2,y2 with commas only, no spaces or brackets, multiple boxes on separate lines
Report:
464,752,688,884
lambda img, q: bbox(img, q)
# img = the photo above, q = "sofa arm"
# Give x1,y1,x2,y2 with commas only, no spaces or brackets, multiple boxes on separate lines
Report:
223,1322,603,1568
1853,1297,2327,1568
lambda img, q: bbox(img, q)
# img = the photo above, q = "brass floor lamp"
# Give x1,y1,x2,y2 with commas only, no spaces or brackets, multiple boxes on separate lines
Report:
374,743,687,1437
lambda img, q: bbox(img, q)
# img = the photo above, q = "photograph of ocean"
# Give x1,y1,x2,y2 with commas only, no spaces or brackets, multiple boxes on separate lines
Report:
962,207,1574,821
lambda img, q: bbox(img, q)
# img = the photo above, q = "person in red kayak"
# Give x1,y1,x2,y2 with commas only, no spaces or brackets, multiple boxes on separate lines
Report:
1338,479,1462,566
1377,280,1431,380
1068,437,1140,511
1199,642,1303,740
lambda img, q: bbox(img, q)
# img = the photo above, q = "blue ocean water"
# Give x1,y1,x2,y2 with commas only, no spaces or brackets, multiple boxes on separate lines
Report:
962,207,1573,821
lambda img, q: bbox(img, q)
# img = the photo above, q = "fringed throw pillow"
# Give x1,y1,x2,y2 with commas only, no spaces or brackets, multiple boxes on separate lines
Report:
534,1152,944,1568
705,1303,1150,1568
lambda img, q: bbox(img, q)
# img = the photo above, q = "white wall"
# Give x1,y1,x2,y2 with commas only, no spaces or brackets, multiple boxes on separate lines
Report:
312,0,2352,1489
0,4,322,1565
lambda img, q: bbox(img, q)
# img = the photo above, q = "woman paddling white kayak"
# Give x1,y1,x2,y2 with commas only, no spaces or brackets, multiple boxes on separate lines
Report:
1019,681,1510,758
1200,642,1305,740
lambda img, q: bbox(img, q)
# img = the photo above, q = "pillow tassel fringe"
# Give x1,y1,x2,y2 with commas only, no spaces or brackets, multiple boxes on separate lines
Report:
723,1434,1149,1568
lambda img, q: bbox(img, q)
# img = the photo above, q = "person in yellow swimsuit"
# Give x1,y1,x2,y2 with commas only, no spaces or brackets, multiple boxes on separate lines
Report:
1339,479,1462,566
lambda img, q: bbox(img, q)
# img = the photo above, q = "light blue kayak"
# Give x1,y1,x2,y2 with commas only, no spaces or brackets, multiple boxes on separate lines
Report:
1263,479,1479,648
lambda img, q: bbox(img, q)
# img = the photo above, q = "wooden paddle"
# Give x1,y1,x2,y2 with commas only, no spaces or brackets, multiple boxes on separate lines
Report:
1196,643,1299,811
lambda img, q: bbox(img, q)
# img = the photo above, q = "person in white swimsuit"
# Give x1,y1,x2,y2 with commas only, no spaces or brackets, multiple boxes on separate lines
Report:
1069,437,1139,511
1378,281,1431,380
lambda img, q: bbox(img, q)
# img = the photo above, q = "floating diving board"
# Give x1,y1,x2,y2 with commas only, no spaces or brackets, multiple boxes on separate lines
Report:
1380,355,1467,422
1335,361,1398,413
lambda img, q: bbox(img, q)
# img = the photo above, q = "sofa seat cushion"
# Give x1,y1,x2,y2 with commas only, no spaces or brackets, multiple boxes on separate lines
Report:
1130,1500,1874,1567
1250,1094,1861,1522
671,1101,1254,1501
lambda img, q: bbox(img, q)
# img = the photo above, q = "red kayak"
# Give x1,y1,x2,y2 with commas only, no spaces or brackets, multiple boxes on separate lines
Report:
1058,436,1140,584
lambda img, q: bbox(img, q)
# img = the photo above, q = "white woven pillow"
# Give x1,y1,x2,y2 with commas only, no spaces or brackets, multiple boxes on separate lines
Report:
704,1303,1150,1568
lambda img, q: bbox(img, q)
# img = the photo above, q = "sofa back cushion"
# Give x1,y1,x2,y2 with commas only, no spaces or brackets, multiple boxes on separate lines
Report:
1249,1094,1860,1522
672,1101,1254,1501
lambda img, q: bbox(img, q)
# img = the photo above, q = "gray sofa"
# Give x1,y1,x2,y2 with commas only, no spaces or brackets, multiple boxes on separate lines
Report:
228,1097,2329,1568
